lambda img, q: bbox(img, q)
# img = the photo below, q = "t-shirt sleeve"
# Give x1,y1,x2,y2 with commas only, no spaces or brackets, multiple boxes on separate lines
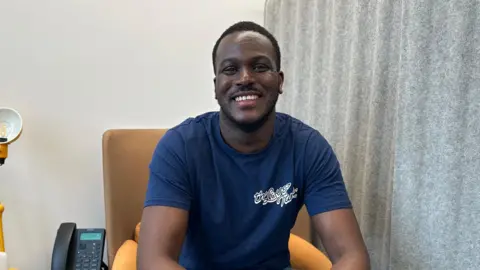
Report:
144,129,192,211
303,130,352,216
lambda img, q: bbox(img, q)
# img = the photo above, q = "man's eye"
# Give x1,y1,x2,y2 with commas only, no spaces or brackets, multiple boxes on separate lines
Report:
253,64,270,72
222,66,237,75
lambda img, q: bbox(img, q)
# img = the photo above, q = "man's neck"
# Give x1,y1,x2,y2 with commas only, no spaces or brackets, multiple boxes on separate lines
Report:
219,111,276,154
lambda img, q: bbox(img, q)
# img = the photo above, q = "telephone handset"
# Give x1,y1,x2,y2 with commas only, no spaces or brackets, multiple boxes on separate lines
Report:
51,222,108,270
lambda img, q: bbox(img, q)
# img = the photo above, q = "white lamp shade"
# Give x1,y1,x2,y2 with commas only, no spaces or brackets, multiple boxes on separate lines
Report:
0,107,23,144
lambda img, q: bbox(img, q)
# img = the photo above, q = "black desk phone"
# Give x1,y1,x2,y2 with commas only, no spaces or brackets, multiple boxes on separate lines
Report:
51,222,108,270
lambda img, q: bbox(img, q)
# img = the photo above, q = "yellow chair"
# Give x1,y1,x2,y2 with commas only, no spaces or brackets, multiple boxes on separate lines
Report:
102,129,332,270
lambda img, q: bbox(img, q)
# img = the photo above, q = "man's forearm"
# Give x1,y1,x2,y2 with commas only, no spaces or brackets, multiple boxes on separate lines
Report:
331,251,370,270
158,258,186,270
138,257,186,270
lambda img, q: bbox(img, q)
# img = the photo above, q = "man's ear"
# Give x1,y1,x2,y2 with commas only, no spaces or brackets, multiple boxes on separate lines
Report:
278,71,284,94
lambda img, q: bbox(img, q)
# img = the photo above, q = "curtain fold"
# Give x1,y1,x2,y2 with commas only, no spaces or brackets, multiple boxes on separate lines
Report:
265,0,480,269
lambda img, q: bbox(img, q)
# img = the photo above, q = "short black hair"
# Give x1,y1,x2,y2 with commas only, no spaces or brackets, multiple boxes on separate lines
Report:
212,21,281,73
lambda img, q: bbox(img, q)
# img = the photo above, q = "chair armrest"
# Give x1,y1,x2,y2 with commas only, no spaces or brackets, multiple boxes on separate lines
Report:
112,240,138,270
289,233,332,270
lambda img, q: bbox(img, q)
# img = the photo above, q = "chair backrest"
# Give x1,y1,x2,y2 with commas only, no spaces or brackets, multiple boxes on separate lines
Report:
102,129,312,265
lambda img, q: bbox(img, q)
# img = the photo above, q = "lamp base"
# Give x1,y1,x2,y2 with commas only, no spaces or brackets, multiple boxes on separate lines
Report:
0,143,7,166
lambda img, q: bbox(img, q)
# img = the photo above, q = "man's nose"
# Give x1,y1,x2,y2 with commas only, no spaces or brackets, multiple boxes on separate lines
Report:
236,68,254,86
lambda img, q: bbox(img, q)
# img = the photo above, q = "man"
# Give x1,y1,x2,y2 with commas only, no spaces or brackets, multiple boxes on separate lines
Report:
137,21,370,270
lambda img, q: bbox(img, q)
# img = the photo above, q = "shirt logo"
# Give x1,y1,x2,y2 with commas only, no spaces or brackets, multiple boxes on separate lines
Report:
253,182,298,207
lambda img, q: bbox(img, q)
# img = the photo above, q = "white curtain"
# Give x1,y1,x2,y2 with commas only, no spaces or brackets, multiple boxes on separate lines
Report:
264,0,480,269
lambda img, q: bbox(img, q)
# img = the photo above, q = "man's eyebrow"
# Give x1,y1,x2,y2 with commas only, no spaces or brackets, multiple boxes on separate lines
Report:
219,55,273,66
219,58,237,66
250,55,273,63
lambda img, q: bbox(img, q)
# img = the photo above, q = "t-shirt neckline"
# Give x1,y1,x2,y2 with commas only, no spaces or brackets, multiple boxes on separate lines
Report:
213,112,279,157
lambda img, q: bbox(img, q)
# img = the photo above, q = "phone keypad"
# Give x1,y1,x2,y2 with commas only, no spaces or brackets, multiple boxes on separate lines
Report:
75,241,103,270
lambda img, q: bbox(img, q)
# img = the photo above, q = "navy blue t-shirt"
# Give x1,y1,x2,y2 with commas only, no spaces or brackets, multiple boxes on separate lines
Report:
144,112,352,270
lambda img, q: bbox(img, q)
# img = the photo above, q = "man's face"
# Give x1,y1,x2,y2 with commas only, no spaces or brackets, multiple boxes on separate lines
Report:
214,31,284,126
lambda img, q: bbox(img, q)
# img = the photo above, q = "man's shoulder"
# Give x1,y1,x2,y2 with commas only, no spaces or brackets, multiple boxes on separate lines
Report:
276,112,324,144
167,111,218,138
154,111,218,154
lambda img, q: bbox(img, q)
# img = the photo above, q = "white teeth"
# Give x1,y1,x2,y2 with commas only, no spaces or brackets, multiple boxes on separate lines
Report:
235,95,258,102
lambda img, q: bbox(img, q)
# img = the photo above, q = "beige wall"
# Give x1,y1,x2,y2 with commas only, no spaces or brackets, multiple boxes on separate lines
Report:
0,1,264,269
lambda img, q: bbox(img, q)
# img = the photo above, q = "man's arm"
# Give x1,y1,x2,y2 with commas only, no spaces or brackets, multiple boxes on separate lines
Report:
312,209,370,270
137,206,188,270
303,130,370,269
137,129,192,270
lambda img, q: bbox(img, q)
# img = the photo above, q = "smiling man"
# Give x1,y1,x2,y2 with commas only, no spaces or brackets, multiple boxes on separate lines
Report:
137,21,370,270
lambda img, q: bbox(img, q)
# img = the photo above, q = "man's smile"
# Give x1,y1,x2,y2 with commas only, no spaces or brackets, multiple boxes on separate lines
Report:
233,94,261,109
